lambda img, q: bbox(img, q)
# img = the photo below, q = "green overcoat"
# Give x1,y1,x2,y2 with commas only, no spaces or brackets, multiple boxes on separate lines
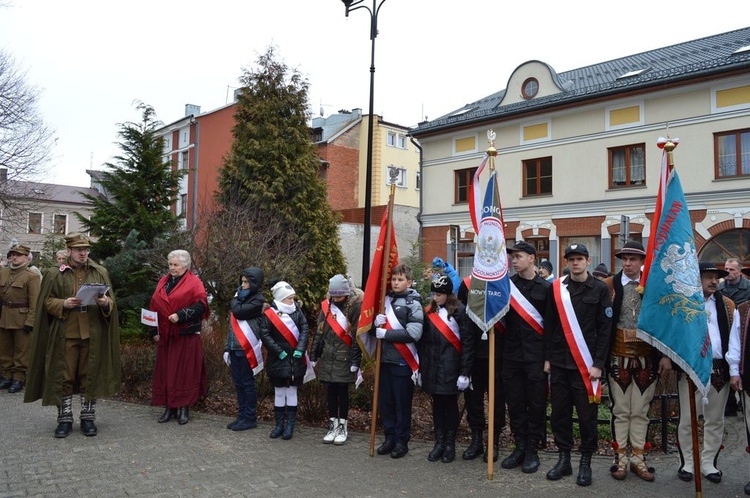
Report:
24,261,121,406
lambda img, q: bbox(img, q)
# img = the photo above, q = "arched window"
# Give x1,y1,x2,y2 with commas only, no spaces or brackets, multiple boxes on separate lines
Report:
699,228,750,267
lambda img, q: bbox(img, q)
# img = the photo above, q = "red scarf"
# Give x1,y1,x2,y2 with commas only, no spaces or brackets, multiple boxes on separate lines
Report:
149,270,209,339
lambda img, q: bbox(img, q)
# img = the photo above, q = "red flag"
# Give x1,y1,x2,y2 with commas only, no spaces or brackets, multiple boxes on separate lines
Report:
640,137,678,289
356,207,398,359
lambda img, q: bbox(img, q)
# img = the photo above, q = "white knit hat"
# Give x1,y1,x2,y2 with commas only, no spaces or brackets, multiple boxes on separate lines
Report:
271,281,296,302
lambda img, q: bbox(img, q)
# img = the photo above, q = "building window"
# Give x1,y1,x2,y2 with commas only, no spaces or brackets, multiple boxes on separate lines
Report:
457,236,477,279
699,228,750,266
522,157,552,197
454,168,476,204
28,213,42,234
386,167,407,188
387,131,396,147
715,128,750,178
397,134,406,149
181,151,189,170
180,193,188,215
415,171,421,190
53,214,67,234
609,144,645,188
521,77,539,99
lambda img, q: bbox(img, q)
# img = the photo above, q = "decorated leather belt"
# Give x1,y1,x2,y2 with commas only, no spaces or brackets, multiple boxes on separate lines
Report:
611,328,650,358
71,305,88,313
1,302,30,308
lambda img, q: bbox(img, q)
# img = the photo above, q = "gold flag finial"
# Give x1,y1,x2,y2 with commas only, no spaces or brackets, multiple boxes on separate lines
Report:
486,129,497,157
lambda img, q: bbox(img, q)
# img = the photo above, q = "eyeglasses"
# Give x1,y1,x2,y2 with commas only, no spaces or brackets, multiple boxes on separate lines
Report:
70,247,91,253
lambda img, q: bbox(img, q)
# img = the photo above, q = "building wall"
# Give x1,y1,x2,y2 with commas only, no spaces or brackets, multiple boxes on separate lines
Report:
418,73,750,272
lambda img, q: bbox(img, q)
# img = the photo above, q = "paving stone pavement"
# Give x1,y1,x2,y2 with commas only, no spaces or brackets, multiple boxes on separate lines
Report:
1,391,749,497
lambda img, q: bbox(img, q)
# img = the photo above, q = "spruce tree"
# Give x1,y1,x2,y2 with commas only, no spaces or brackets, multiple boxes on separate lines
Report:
77,103,184,259
217,47,345,307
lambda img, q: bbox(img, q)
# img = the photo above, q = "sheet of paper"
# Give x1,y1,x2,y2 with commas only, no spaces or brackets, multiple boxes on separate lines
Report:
75,283,109,306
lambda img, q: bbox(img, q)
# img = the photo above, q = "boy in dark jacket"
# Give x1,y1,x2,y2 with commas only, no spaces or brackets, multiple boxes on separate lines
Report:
373,264,423,458
224,268,266,431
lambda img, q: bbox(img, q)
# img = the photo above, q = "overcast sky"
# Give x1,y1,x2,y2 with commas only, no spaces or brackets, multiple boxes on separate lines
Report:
1,1,748,187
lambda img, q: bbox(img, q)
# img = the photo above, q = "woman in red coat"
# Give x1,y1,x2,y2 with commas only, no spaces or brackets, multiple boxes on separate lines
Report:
150,250,209,425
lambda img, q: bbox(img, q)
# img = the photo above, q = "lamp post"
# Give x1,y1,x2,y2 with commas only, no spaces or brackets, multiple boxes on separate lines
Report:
341,0,387,286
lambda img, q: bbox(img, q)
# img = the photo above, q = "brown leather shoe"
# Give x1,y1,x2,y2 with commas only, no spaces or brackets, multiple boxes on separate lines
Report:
610,453,627,480
630,460,655,482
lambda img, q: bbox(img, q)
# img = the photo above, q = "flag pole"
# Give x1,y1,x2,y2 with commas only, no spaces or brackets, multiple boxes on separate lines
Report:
368,176,398,457
485,141,498,481
688,378,703,497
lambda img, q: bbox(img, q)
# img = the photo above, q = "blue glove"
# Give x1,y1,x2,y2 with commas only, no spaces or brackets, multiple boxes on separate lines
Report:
292,350,303,359
279,351,288,360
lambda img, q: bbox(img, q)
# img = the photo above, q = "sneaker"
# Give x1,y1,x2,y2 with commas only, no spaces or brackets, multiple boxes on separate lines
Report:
333,420,348,445
323,417,338,444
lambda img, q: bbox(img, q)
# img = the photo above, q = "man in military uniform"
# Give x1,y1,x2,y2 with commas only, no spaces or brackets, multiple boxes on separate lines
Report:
500,241,550,474
24,233,121,438
545,243,612,487
604,241,671,482
0,245,40,393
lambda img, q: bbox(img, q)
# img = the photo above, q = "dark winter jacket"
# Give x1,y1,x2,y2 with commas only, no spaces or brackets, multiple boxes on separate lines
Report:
311,291,363,384
226,268,266,352
419,302,474,395
373,288,423,366
503,273,550,364
259,301,309,387
544,275,612,371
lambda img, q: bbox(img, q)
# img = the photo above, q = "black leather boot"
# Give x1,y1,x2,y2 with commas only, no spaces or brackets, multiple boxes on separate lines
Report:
441,430,456,463
270,407,285,438
576,452,593,486
158,407,176,423
80,395,97,436
462,429,483,460
377,437,396,455
54,395,74,438
546,450,573,480
178,406,189,425
282,406,297,439
522,447,541,473
428,428,445,462
501,439,526,469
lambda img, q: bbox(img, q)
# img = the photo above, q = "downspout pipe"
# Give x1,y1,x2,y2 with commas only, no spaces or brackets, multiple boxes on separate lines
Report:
409,135,423,263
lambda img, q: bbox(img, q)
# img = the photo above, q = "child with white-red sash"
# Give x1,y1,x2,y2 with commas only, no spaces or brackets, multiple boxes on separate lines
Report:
310,274,363,445
418,274,474,463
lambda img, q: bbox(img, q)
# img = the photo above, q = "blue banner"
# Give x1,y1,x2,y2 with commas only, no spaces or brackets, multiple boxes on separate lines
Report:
637,169,710,395
466,168,510,332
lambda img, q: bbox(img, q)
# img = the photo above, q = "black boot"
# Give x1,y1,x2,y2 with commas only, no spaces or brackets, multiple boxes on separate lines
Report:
462,429,483,460
282,406,297,440
377,436,396,455
483,431,499,463
576,452,593,486
501,439,526,469
178,406,189,425
270,407,285,438
54,395,74,438
441,430,456,463
546,450,573,480
158,407,176,423
80,395,97,436
428,429,445,462
522,447,541,474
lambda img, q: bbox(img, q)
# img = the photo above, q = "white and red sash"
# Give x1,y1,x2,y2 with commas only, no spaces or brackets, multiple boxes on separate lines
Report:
553,278,601,403
426,305,461,353
230,312,264,375
384,296,420,372
264,307,316,383
509,280,544,335
321,300,353,347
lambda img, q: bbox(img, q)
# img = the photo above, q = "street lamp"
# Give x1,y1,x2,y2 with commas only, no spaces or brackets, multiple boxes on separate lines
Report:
341,0,387,286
